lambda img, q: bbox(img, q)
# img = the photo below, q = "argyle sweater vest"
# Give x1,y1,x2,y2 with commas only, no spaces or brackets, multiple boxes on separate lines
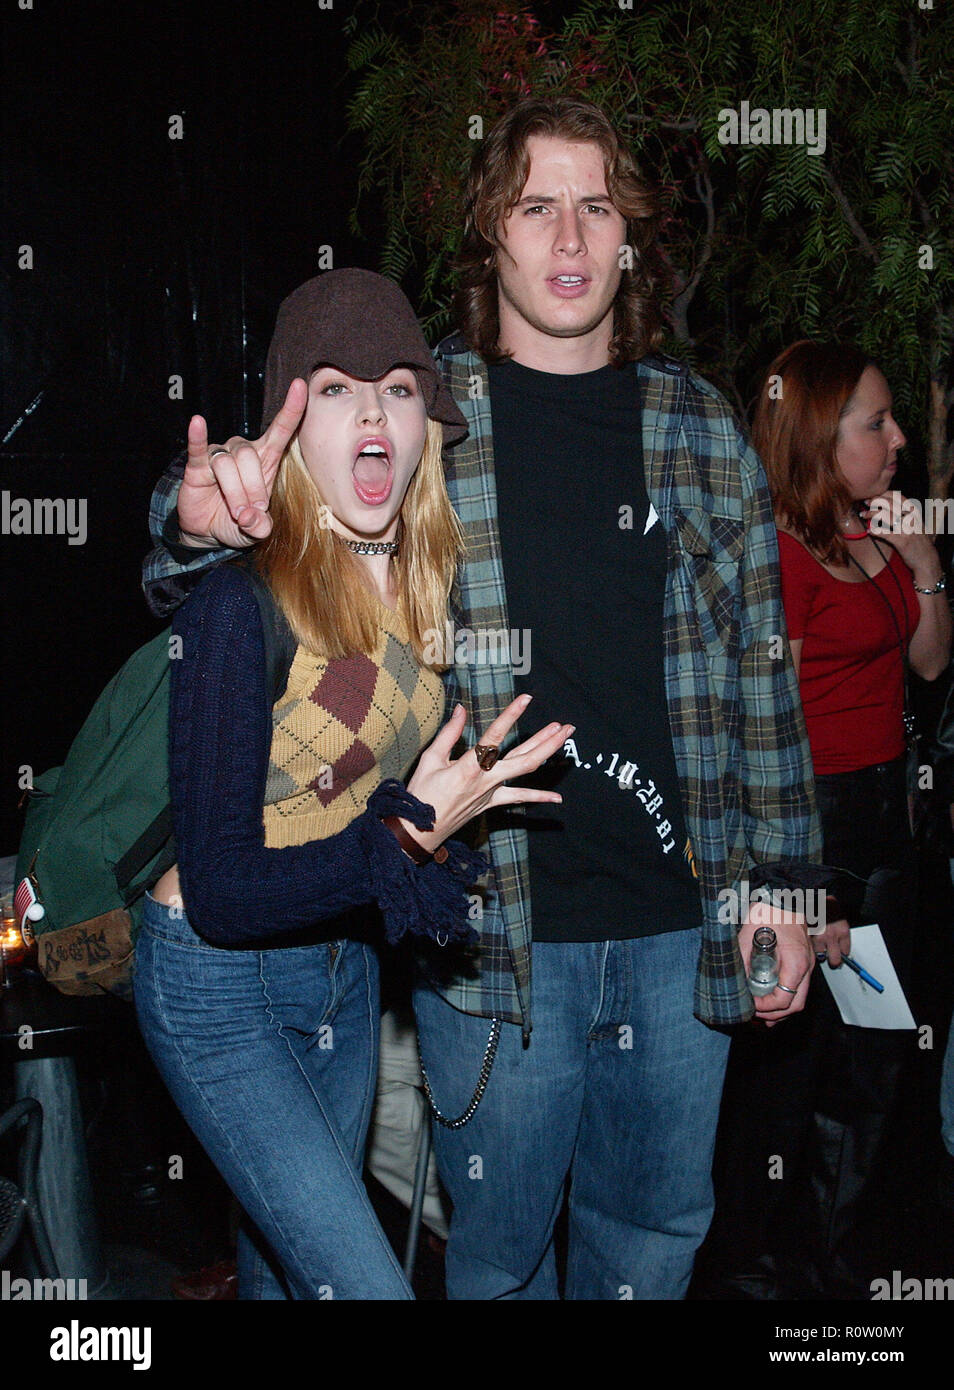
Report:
262,602,444,848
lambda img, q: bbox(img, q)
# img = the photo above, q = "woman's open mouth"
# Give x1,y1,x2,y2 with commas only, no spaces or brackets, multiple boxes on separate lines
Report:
352,438,394,505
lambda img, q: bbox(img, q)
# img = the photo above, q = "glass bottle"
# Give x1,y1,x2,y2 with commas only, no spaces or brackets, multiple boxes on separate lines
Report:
748,925,779,996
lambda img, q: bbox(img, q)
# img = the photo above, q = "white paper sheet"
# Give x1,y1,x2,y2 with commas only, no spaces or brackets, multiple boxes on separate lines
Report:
819,923,916,1029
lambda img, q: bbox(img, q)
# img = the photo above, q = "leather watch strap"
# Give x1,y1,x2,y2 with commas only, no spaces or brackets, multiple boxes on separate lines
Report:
382,816,449,866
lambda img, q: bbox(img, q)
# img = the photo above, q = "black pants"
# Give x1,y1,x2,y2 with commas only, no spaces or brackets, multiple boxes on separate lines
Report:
704,756,915,1299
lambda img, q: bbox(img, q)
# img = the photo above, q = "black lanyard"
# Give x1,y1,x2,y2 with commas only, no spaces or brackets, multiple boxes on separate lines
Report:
845,537,916,745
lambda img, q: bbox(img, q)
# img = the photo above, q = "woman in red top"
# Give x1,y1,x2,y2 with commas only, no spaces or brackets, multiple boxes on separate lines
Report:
766,342,949,960
705,341,949,1299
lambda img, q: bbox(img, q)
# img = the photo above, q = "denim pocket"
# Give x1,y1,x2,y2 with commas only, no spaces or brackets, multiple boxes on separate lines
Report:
140,891,224,952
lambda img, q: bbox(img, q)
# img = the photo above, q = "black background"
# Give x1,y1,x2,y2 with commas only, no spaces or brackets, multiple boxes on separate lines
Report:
2,0,376,852
2,0,952,1336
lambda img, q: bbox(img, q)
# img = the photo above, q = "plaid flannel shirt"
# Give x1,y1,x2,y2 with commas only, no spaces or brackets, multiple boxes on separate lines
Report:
143,337,822,1035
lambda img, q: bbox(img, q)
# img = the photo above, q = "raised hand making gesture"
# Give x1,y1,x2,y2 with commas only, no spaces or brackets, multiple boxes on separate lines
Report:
404,696,573,855
178,378,306,549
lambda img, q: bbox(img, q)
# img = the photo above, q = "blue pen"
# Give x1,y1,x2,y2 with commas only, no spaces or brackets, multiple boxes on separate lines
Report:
839,954,884,993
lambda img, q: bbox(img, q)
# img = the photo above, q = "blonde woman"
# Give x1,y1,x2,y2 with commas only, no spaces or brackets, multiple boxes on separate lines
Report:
134,270,571,1300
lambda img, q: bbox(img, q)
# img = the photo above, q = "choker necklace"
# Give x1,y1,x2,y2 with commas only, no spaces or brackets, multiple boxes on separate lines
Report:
342,538,399,556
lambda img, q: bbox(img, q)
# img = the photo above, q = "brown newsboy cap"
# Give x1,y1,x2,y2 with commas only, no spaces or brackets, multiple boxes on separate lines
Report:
260,268,468,445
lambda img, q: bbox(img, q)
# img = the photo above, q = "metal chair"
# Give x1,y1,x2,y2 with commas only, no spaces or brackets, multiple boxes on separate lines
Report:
402,1113,432,1280
0,1097,59,1277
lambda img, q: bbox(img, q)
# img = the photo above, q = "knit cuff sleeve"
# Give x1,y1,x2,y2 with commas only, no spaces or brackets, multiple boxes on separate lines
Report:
361,780,486,948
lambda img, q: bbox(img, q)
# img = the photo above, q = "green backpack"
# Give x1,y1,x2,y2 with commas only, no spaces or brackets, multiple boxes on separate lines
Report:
15,564,296,998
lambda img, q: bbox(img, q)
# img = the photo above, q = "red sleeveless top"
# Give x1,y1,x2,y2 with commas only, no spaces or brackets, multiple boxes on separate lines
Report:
777,530,919,774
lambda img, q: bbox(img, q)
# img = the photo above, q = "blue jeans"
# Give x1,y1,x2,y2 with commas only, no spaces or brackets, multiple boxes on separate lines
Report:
134,894,412,1300
414,930,730,1299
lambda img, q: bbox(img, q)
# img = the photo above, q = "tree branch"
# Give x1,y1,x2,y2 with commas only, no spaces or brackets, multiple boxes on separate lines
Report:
625,114,700,132
671,156,716,343
914,186,934,234
819,165,879,262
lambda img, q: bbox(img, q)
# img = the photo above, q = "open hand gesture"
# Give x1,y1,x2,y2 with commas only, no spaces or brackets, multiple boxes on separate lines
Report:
405,695,572,852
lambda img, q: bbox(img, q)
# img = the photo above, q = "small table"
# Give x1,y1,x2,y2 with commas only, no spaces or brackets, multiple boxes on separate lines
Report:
1,970,116,1295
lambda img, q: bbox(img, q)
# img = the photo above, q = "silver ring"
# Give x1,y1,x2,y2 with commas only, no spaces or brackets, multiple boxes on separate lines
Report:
776,983,798,995
208,447,231,461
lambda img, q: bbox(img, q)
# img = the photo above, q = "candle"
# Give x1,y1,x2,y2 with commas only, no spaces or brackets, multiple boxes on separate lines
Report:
1,904,29,975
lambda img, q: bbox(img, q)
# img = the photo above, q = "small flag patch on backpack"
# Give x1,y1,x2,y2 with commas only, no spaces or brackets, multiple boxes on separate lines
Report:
14,876,44,943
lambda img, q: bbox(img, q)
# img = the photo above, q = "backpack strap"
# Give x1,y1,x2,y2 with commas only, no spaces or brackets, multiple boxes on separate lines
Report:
233,557,298,704
114,805,175,895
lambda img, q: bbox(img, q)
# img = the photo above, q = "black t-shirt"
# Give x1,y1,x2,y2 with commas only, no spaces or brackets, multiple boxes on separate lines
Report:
489,358,701,941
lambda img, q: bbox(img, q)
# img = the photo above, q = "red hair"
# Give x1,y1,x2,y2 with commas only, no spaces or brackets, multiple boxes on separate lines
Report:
753,340,875,564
